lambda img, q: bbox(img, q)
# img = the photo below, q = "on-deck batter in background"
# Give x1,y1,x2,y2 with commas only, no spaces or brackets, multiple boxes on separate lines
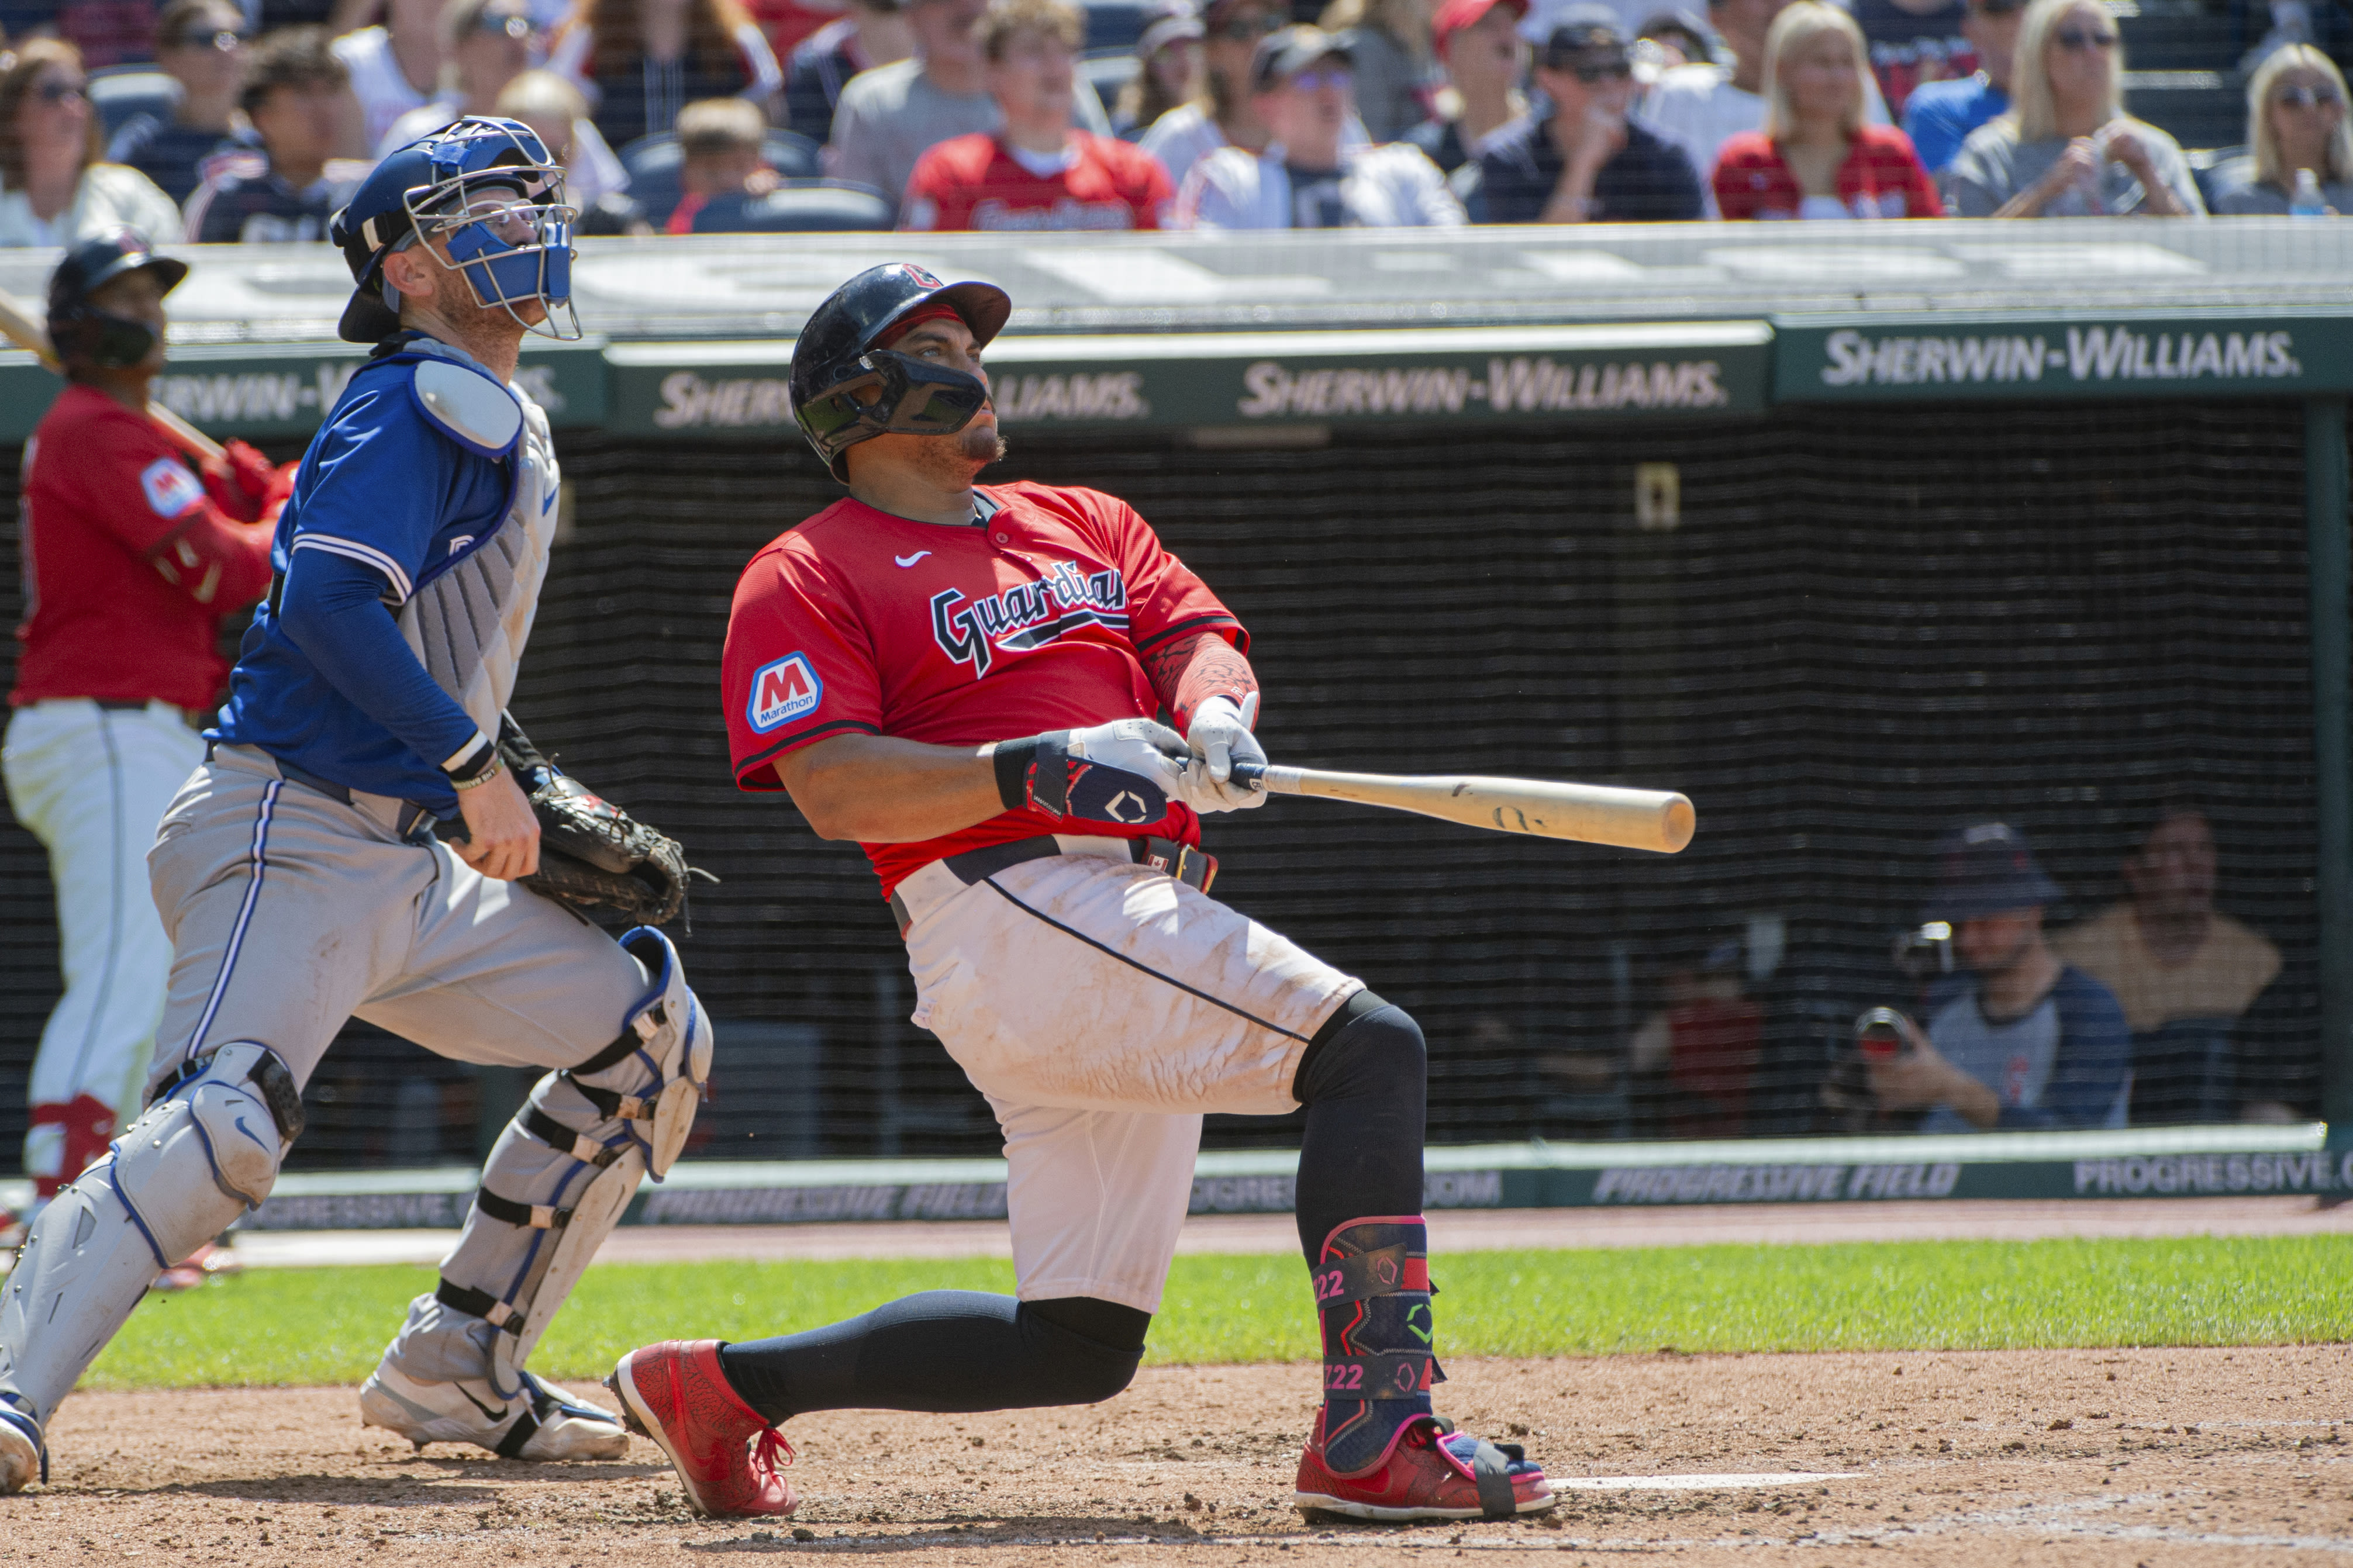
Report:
3,229,282,1256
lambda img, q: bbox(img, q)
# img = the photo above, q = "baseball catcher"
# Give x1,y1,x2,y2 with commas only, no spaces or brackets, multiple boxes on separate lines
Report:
606,263,1554,1524
0,119,713,1493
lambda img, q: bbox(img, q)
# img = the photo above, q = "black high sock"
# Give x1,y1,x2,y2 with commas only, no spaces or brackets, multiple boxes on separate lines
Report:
717,1291,1150,1424
1291,992,1428,1257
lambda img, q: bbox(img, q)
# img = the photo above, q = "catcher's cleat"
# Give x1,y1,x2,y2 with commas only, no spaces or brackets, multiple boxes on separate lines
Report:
360,1363,630,1460
0,1401,44,1494
607,1340,796,1518
1293,1408,1554,1522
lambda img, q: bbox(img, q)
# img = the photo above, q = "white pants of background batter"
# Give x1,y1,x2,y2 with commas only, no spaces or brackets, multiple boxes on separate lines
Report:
2,700,202,1182
899,837,1363,1314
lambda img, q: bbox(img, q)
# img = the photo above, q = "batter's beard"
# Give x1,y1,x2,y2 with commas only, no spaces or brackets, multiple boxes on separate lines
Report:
905,421,1006,486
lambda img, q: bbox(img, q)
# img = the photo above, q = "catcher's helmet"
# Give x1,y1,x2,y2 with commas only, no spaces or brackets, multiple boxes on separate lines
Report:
789,263,1012,481
328,115,578,345
47,228,187,371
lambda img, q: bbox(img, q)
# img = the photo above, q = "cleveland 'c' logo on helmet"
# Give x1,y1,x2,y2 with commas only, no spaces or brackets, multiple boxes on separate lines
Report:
899,264,944,289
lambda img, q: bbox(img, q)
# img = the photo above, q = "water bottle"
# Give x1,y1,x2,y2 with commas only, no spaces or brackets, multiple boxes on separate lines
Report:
2291,167,2327,217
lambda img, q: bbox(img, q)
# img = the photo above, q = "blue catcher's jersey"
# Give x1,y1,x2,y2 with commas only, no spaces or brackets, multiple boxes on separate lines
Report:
211,333,533,810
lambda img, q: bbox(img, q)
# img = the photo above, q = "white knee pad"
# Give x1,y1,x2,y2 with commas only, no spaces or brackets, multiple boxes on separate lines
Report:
0,1042,300,1431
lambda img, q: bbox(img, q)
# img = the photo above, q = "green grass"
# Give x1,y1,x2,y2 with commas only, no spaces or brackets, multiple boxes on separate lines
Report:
82,1234,2353,1390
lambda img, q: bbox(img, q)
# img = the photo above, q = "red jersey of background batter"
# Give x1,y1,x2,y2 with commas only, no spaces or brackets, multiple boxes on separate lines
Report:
723,481,1245,896
12,385,275,711
899,132,1174,232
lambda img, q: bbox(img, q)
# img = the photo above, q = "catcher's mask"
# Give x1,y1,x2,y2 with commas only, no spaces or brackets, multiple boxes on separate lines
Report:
329,115,579,344
789,263,1012,482
47,228,187,371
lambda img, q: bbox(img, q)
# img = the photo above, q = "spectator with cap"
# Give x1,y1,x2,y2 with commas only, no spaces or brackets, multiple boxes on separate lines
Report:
1176,23,1463,225
0,40,184,246
1633,6,1710,70
1138,0,1285,186
1474,7,1701,220
825,0,1113,211
376,0,539,152
782,0,913,143
1406,0,1527,175
1115,0,1205,138
1316,0,1441,141
903,0,1174,226
548,0,785,149
1711,1,1938,217
106,0,256,206
1900,0,2021,177
1849,0,1972,118
1631,0,1889,211
2209,44,2352,215
184,26,367,241
331,0,447,151
1947,0,2201,216
1866,821,2132,1132
2051,804,2283,1124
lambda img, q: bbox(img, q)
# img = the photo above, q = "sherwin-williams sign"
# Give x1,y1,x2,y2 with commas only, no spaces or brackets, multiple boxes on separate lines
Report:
1777,313,2353,402
606,322,1775,437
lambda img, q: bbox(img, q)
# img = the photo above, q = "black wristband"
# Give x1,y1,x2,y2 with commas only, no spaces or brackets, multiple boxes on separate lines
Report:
443,738,499,786
993,736,1039,811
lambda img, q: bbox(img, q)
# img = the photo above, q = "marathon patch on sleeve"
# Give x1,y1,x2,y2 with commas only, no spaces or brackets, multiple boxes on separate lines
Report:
747,653,823,733
140,456,205,519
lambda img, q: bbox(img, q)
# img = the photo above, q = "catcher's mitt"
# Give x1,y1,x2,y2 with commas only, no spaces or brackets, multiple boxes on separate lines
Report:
499,716,712,927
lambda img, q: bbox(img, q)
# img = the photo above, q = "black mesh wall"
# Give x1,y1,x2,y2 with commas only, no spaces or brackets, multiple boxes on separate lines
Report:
0,399,2326,1166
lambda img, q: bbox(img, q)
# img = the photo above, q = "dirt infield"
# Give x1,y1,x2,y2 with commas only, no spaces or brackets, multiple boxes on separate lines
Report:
9,1344,2347,1564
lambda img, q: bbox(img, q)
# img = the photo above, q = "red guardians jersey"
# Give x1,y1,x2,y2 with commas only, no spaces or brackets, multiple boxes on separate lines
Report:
899,132,1174,232
723,482,1245,896
12,385,275,710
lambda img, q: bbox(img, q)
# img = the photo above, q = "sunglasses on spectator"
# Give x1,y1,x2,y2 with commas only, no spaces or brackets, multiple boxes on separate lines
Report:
2052,25,2119,50
33,79,85,104
174,27,250,50
2275,84,2342,108
476,12,535,39
1284,64,1351,88
1217,13,1284,40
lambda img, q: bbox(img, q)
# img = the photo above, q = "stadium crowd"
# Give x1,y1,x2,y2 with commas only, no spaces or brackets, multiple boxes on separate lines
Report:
0,0,2342,240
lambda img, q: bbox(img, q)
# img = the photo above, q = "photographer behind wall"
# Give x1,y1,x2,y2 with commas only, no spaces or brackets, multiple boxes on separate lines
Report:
1863,821,2133,1131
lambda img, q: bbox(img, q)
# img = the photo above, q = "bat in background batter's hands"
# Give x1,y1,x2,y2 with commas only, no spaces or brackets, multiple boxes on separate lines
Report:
1228,760,1696,854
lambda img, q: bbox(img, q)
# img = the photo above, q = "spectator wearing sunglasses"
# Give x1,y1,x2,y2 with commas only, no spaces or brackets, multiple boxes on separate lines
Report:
1474,9,1700,220
183,26,367,242
1900,0,2020,177
377,0,540,153
1948,0,2200,216
2210,44,2351,215
1176,24,1462,225
1712,1,1937,216
0,40,182,246
1139,0,1286,187
106,0,257,206
1406,0,1528,177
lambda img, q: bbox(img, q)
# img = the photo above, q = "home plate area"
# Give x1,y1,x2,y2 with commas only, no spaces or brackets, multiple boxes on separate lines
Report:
9,1346,2345,1565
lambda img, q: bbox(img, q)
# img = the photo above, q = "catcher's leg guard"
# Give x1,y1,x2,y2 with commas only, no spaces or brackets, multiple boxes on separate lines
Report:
0,1044,301,1490
365,930,710,1460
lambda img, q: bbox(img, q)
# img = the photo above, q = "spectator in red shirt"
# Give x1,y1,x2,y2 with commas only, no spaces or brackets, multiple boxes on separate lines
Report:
4,232,282,1244
901,0,1174,229
1712,0,1941,216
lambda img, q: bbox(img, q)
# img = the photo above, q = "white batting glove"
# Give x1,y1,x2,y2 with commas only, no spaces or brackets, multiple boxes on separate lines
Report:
1178,693,1269,814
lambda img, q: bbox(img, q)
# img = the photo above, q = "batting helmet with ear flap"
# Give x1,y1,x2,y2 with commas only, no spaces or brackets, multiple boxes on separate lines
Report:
789,262,1012,482
47,229,187,371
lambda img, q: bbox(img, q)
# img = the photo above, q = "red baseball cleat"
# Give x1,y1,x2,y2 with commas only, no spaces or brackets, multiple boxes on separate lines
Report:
608,1340,796,1518
1293,1408,1555,1522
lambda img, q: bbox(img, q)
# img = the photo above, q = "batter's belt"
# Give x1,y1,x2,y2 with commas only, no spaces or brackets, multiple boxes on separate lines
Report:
888,833,1216,937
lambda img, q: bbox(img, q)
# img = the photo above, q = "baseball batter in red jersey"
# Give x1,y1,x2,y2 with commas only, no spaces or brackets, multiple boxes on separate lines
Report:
4,231,282,1238
607,263,1556,1526
899,0,1174,232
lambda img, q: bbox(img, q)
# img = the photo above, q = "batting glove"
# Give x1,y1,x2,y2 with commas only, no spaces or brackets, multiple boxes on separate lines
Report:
995,718,1191,827
1178,693,1269,814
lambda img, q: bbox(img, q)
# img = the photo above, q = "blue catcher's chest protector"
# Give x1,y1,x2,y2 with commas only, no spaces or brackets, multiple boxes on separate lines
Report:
212,333,563,806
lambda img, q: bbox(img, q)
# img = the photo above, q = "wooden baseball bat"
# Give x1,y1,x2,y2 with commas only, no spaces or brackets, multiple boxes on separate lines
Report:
0,280,226,464
1228,762,1695,854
